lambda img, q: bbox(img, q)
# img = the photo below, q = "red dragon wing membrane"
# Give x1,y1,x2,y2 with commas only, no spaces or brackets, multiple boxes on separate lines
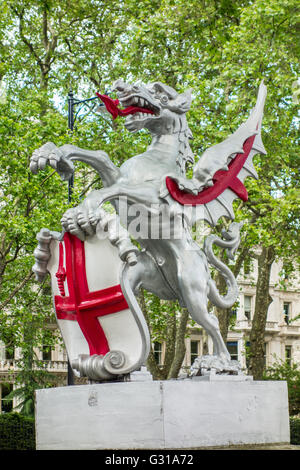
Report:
166,81,267,227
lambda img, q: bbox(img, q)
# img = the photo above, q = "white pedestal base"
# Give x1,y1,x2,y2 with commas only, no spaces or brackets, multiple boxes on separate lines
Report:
35,379,290,450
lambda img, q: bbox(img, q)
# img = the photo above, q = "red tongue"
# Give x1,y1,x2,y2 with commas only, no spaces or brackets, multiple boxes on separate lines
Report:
96,93,154,120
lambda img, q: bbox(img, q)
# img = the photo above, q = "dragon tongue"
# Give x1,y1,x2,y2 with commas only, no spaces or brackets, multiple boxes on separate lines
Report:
119,106,154,116
96,93,120,120
96,92,154,120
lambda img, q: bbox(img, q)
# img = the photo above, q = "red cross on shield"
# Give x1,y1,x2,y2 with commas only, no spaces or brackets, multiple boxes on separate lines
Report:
46,232,147,378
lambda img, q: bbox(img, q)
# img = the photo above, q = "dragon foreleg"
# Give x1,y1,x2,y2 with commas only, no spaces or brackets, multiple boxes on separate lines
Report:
56,144,120,187
30,142,120,187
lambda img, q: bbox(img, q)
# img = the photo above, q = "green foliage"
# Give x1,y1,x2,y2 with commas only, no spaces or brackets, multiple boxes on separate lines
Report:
263,358,300,416
0,94,71,406
0,0,299,385
290,417,300,445
143,291,179,343
0,412,35,450
3,360,59,418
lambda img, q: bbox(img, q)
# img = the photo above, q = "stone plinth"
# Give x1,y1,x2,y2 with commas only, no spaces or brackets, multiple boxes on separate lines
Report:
35,379,290,450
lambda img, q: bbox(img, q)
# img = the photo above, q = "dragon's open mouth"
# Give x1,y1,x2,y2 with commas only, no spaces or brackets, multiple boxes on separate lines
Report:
96,92,159,120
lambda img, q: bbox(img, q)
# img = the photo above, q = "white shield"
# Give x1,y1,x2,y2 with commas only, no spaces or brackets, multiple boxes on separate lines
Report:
45,232,150,380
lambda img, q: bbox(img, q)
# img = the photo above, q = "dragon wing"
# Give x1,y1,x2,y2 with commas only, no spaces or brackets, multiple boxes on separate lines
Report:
165,81,267,226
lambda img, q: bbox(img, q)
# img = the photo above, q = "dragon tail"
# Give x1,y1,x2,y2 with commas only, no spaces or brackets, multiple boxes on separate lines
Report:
204,222,242,309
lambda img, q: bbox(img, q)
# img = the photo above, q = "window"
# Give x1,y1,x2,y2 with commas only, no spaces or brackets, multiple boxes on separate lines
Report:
244,295,252,320
153,342,162,366
42,330,53,361
0,333,15,360
0,341,4,360
227,341,238,361
283,302,291,325
5,344,15,360
243,258,251,275
1,383,13,413
230,308,237,320
285,346,292,366
190,340,200,366
281,262,292,281
42,344,52,361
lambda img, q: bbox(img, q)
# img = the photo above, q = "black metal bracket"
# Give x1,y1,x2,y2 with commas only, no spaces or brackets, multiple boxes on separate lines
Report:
68,91,103,132
67,91,105,203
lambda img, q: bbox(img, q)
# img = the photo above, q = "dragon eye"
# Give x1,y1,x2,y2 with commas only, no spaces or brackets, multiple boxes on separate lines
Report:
161,94,168,104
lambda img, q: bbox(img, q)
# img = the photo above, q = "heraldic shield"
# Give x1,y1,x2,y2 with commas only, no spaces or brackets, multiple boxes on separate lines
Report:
33,228,151,381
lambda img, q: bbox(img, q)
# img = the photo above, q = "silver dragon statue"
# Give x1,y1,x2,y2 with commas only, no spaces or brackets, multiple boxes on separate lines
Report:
30,79,267,379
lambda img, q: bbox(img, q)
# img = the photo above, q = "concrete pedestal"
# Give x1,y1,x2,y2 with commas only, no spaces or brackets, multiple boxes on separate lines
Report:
35,379,290,450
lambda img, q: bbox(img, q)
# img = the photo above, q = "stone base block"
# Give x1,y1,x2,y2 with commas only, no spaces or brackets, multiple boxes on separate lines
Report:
35,379,290,450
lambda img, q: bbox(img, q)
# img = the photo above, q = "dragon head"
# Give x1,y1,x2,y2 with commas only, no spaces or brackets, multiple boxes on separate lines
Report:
103,79,193,136
96,79,194,172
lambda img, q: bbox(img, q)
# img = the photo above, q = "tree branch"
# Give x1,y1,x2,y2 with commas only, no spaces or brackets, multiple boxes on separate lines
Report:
13,7,44,71
0,270,34,311
42,5,49,51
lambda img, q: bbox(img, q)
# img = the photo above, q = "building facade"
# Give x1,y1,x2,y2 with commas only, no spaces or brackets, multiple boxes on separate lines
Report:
181,258,300,372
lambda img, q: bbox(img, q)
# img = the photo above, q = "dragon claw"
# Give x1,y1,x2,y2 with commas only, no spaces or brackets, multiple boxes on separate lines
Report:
77,211,95,235
60,206,98,240
89,209,101,227
29,142,74,180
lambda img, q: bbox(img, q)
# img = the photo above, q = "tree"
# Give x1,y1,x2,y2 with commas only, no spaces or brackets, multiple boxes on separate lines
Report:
213,0,300,379
138,290,190,380
0,0,299,385
0,92,71,405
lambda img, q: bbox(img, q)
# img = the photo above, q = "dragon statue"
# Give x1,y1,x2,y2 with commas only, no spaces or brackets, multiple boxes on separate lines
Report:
30,79,267,379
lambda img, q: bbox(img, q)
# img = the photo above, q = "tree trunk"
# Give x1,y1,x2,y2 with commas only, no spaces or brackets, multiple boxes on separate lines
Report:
167,308,189,379
161,305,177,377
248,246,275,380
202,330,209,355
138,290,190,380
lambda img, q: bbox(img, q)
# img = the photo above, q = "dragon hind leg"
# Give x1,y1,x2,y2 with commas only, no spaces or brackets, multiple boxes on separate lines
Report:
178,256,230,361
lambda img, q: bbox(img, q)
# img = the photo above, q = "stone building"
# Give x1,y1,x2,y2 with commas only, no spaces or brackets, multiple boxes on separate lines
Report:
181,258,300,372
0,258,299,412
